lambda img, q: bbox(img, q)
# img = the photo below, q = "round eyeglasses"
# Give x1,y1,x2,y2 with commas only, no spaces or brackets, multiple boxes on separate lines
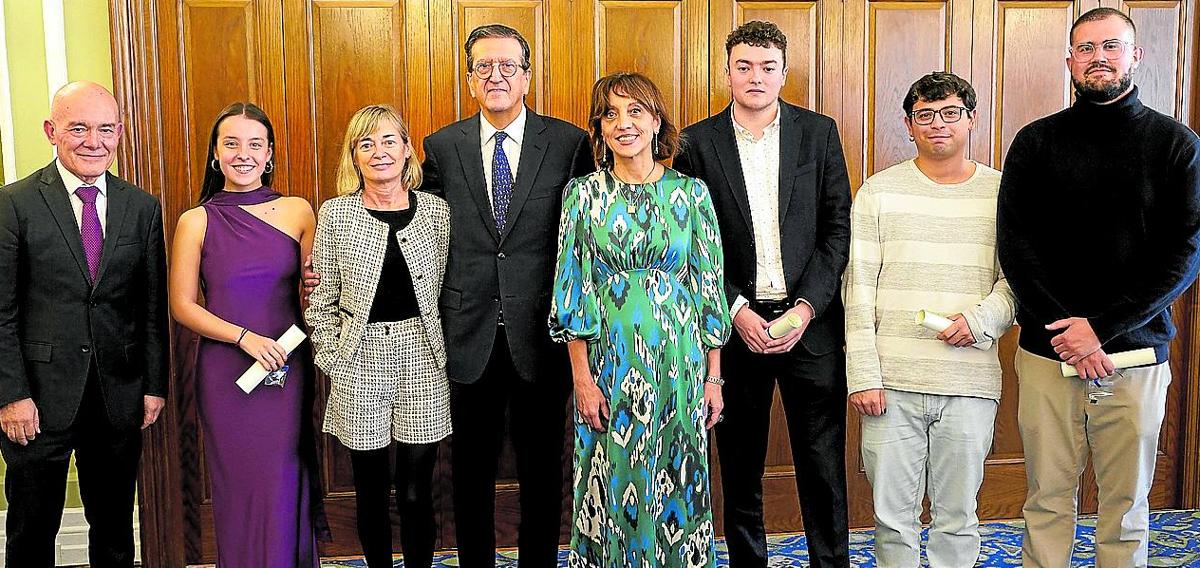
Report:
1069,39,1134,62
471,60,525,79
909,105,970,126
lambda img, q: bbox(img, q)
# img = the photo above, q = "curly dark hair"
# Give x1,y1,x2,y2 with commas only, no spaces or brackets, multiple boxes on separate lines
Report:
902,72,977,116
725,20,788,67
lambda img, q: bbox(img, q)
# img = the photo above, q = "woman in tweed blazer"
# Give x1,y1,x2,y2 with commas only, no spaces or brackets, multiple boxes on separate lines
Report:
305,105,450,568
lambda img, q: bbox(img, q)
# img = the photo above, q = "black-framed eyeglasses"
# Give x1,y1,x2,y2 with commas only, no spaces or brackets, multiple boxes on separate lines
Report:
471,60,526,79
1069,39,1135,62
909,105,971,125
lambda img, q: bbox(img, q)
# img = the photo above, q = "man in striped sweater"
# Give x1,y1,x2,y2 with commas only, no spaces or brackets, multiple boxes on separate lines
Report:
843,72,1016,567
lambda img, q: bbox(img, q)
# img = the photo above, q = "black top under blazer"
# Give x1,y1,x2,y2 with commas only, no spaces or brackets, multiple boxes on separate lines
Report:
674,101,852,356
422,108,595,384
0,162,169,431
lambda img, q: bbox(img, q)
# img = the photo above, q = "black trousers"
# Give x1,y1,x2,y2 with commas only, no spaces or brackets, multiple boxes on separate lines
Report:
449,329,570,568
716,301,850,568
349,442,440,568
0,365,142,568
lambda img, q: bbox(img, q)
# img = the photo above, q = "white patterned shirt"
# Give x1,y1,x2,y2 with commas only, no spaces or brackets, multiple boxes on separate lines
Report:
731,108,787,312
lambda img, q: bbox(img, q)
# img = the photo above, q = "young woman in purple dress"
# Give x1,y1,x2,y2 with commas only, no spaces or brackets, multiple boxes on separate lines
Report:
168,102,323,567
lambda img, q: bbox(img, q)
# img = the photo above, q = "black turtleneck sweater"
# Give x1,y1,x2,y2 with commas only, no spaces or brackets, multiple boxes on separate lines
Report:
997,86,1200,363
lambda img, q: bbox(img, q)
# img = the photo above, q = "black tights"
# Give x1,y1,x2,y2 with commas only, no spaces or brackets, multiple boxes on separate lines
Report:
348,442,439,568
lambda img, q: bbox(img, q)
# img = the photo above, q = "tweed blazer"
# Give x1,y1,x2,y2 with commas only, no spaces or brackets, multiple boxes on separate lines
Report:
306,190,450,377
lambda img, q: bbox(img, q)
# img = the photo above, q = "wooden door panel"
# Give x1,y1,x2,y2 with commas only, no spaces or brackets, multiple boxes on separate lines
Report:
310,1,407,204
1125,1,1192,117
865,2,947,176
596,1,685,123
992,1,1073,167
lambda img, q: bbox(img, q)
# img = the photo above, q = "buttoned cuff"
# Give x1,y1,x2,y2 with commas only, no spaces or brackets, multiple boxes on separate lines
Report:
731,295,750,317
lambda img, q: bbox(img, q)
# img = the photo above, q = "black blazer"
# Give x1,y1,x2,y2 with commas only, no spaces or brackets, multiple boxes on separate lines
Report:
0,162,168,431
422,109,594,384
675,101,852,356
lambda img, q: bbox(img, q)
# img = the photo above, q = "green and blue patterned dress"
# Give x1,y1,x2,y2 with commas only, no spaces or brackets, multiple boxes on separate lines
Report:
550,167,732,568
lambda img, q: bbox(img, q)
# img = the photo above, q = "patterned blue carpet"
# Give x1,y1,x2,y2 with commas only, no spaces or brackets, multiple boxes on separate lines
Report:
317,509,1200,566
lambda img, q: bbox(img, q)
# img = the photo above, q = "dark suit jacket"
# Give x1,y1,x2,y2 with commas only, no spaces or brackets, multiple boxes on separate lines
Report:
0,162,168,431
422,108,594,384
675,101,852,356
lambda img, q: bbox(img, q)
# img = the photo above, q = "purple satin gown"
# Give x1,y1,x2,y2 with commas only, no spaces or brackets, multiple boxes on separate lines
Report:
196,187,320,567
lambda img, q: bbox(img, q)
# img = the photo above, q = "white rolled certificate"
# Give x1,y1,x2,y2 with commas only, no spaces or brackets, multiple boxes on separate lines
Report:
767,313,804,339
915,310,953,333
1060,347,1157,377
915,309,991,350
236,325,308,394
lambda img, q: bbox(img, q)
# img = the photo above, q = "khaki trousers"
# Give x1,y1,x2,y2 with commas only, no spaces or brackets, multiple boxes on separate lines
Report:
1016,348,1170,568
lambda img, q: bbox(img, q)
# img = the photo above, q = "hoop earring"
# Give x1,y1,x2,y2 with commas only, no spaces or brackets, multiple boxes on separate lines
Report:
210,158,220,172
264,160,275,174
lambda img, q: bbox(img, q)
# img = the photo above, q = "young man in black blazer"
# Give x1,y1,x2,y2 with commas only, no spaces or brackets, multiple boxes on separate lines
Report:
420,24,594,567
674,21,852,567
0,81,168,567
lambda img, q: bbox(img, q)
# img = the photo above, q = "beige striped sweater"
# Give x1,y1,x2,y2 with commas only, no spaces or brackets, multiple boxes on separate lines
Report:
843,159,1016,400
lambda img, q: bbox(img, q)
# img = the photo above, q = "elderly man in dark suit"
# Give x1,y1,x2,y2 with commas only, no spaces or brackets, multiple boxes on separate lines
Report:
421,24,594,567
0,81,168,568
674,21,852,568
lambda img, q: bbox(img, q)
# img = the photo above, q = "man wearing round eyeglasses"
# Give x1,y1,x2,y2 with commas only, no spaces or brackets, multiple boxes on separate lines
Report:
844,71,1015,567
420,23,594,568
998,7,1200,566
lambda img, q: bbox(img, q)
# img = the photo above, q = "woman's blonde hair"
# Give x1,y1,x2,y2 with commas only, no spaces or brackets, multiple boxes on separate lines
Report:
335,104,422,195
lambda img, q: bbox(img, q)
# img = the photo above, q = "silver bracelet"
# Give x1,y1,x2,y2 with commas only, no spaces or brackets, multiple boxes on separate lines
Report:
705,375,725,386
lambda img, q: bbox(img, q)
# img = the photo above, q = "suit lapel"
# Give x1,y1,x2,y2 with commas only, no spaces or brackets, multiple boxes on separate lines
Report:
93,173,131,287
777,102,798,224
500,110,549,244
36,164,91,284
711,109,754,230
455,116,500,243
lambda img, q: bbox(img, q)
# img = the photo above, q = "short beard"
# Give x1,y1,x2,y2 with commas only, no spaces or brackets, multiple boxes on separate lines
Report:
1073,65,1135,103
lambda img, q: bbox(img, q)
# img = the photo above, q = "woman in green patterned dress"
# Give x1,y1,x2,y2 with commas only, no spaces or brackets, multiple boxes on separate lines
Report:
550,72,732,567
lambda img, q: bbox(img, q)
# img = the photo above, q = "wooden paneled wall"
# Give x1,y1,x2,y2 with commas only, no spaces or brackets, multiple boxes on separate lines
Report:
108,0,1200,564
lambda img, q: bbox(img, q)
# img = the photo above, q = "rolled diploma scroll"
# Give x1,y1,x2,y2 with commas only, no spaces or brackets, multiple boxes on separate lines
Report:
236,325,308,394
1060,347,1157,377
915,309,991,350
767,313,804,339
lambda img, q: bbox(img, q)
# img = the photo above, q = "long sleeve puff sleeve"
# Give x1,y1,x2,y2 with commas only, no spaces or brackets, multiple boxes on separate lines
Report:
686,178,731,349
550,177,601,342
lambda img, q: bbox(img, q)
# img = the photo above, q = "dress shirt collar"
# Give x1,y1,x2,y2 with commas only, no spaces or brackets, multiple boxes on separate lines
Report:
731,104,781,143
56,159,108,197
480,106,528,147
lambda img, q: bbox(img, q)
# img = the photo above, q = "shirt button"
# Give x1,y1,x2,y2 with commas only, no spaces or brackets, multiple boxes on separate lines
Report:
416,274,423,280
81,346,90,353
497,252,507,260
400,237,407,243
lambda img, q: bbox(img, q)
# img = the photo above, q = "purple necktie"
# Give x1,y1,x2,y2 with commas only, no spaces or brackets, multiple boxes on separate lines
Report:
75,185,103,282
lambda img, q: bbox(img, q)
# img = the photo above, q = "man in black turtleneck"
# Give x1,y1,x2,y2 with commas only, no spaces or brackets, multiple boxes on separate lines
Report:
998,7,1200,567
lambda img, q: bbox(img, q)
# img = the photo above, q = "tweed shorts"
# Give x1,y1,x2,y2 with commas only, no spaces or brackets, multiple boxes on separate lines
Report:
323,318,451,449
